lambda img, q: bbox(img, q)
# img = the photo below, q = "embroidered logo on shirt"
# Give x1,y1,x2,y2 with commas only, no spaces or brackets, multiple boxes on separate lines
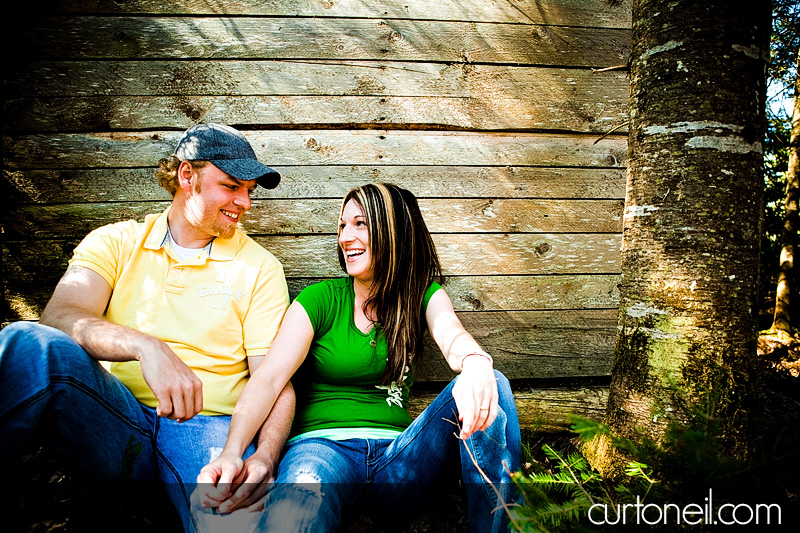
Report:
375,366,410,407
197,271,245,309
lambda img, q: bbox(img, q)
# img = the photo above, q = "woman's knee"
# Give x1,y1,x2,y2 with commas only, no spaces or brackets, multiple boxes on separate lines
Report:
276,439,358,484
493,369,511,391
260,482,341,533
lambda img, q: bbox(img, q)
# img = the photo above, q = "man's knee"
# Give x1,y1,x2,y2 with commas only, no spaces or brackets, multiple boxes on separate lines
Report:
1,321,98,376
2,322,79,359
0,321,49,349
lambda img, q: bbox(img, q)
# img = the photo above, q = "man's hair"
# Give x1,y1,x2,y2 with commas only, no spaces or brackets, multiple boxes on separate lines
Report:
156,156,208,197
338,183,443,385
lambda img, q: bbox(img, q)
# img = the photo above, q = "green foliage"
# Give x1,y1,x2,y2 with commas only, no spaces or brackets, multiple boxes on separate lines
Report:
768,0,799,96
762,109,792,312
760,0,798,322
510,420,657,532
511,385,800,532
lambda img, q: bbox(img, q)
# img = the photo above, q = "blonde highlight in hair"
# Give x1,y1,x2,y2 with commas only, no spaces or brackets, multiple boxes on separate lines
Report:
156,156,209,197
338,183,443,385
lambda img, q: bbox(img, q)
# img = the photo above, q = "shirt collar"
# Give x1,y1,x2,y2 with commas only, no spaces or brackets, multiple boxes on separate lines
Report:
144,206,239,261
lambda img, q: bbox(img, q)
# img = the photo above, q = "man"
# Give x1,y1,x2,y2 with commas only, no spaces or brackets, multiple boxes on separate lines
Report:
0,123,294,531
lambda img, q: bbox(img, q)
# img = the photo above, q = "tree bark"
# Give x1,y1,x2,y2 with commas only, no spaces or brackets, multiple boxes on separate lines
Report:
771,54,800,336
585,0,771,476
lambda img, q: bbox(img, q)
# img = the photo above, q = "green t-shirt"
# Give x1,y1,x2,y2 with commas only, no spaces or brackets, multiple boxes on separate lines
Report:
290,276,441,440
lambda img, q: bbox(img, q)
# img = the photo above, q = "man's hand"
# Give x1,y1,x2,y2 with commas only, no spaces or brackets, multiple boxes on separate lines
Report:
138,337,204,421
40,265,204,421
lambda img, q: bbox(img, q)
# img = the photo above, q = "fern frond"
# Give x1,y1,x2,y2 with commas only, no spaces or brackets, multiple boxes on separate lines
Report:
625,461,657,485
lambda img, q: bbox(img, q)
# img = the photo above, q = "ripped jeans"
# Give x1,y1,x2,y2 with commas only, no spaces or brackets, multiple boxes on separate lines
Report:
257,371,521,533
0,322,255,533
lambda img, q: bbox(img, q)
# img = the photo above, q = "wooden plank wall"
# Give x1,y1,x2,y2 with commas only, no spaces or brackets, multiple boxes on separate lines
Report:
2,0,631,431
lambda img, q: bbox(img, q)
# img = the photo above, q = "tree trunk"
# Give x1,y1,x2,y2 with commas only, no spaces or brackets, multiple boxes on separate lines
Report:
771,55,800,336
585,0,771,476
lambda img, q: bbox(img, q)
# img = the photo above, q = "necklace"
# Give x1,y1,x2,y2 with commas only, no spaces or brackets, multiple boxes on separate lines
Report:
368,323,377,348
356,288,377,347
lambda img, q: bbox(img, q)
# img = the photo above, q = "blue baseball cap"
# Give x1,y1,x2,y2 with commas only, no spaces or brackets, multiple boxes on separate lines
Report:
174,123,281,189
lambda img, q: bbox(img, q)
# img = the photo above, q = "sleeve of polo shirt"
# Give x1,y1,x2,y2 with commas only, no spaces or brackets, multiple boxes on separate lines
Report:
242,259,290,357
68,221,134,290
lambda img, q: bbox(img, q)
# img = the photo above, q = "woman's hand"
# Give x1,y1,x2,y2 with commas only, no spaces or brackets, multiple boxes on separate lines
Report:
195,452,245,510
215,454,277,512
424,288,499,438
451,355,498,439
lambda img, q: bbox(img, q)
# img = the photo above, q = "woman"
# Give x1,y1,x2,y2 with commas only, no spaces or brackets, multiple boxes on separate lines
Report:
197,183,521,532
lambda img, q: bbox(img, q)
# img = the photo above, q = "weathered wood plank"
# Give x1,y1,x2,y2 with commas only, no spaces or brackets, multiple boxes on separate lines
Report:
459,310,617,372
428,234,622,276
244,198,624,235
3,169,173,204
3,130,627,169
7,199,623,239
288,275,620,311
33,0,632,27
4,60,629,106
4,94,628,135
416,198,623,234
417,309,616,380
409,384,609,432
4,69,629,133
2,240,81,321
513,384,610,431
260,234,622,277
3,239,620,317
15,17,630,66
2,232,620,279
438,275,620,311
5,60,475,98
4,237,620,320
3,166,626,204
7,203,167,240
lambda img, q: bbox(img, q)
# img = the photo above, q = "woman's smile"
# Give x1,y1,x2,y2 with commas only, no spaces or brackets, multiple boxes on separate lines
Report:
339,200,372,282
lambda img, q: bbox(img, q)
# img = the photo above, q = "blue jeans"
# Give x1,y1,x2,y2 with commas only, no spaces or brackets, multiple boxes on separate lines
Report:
258,370,521,533
0,322,255,532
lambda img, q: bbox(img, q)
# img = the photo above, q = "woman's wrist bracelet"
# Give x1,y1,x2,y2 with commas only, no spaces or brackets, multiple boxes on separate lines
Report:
458,352,493,369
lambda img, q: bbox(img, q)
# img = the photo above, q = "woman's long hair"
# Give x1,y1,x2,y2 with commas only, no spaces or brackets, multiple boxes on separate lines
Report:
338,183,443,385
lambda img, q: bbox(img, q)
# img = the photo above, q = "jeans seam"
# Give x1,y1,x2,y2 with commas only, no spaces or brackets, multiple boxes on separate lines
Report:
468,435,498,509
152,415,196,532
50,375,152,435
0,386,50,420
372,394,458,477
1,374,152,437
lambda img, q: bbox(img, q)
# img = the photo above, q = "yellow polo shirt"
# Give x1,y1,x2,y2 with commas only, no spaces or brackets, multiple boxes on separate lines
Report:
69,207,289,415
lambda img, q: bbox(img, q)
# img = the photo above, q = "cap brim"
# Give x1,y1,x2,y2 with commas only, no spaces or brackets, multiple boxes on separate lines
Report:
212,159,281,189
